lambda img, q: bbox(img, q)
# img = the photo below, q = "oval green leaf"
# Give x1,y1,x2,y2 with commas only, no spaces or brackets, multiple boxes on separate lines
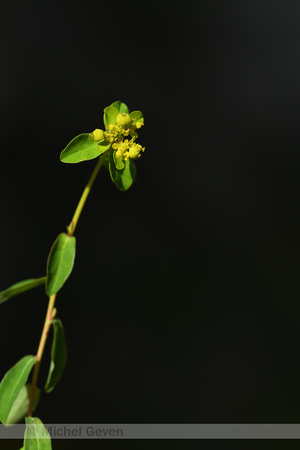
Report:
0,355,36,424
97,139,112,154
44,318,67,393
60,133,110,164
24,417,52,450
46,233,76,297
110,101,130,114
129,111,144,126
103,106,118,127
0,277,46,305
6,384,40,426
109,151,136,191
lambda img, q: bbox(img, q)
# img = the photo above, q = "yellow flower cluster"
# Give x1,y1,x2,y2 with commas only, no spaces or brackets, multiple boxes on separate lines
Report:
91,112,145,162
112,139,145,161
104,123,131,142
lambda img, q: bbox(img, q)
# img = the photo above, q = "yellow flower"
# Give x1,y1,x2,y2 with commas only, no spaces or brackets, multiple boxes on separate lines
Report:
91,129,105,141
112,140,130,160
128,142,144,159
112,139,144,162
116,113,131,128
102,106,145,168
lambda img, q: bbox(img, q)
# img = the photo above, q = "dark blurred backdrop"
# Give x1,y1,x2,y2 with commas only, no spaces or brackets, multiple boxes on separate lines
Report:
1,1,300,449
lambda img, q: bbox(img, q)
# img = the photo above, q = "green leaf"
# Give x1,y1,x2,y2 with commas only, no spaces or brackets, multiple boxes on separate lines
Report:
0,277,46,305
129,111,144,126
110,101,130,114
24,417,52,450
60,133,110,164
0,355,36,424
6,384,40,426
97,139,112,154
113,149,125,170
46,233,76,297
109,151,137,191
103,106,118,127
44,319,67,393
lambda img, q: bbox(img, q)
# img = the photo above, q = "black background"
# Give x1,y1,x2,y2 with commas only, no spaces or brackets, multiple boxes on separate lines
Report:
1,1,300,449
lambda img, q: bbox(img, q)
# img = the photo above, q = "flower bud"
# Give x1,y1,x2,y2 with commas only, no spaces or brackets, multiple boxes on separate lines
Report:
116,113,131,128
128,143,142,159
91,129,104,141
115,149,123,159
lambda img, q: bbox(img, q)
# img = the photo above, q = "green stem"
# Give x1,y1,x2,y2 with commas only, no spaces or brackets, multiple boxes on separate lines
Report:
28,151,108,416
28,294,57,416
67,151,108,236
